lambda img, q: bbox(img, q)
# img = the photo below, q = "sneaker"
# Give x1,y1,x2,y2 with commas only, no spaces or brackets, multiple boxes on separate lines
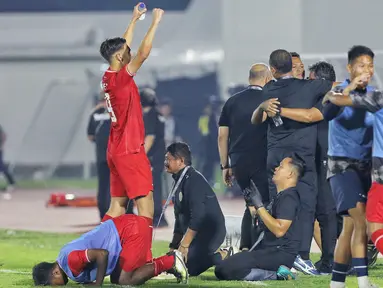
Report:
368,243,379,268
167,250,188,284
277,265,296,280
293,255,321,275
315,259,333,275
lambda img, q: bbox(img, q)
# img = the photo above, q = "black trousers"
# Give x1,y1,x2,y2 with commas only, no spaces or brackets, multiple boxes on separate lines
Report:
0,150,15,185
315,155,337,263
187,226,226,276
152,165,165,224
215,246,296,280
96,160,111,220
232,153,269,250
267,148,316,260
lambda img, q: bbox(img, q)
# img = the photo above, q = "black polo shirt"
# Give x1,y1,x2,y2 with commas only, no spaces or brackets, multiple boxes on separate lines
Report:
218,86,268,166
143,107,165,167
261,187,300,255
263,78,332,157
87,106,110,162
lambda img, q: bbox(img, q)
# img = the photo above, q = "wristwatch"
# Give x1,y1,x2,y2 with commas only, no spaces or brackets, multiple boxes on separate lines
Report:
220,164,230,170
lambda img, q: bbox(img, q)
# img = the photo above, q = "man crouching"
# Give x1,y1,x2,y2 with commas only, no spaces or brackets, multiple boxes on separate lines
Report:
32,214,188,286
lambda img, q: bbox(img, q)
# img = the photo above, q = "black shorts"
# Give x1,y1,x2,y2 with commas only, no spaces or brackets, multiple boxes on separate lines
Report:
329,170,370,215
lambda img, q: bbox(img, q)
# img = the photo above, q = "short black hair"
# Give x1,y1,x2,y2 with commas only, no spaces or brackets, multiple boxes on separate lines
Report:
269,49,293,74
308,61,336,82
100,37,127,63
348,45,374,64
290,52,301,58
289,153,306,179
166,142,192,166
160,98,173,106
32,262,55,286
140,88,158,107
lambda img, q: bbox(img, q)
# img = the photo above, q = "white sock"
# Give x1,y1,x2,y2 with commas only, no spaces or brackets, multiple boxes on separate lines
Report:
357,276,370,288
330,281,346,288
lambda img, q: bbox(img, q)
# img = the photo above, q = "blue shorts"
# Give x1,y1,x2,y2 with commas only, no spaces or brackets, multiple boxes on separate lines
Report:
329,170,370,215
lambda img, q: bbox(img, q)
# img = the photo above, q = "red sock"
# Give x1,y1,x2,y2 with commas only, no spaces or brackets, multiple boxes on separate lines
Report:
101,214,113,223
153,255,174,276
371,229,383,254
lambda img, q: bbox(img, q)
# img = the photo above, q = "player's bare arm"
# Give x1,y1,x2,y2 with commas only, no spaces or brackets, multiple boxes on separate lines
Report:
280,107,323,123
144,134,155,153
86,249,109,286
122,3,147,47
127,8,164,75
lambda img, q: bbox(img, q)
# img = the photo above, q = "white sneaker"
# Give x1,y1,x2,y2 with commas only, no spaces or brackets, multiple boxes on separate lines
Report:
167,250,188,284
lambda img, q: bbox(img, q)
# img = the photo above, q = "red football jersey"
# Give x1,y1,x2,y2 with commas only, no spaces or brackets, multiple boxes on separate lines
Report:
102,65,145,155
67,250,90,276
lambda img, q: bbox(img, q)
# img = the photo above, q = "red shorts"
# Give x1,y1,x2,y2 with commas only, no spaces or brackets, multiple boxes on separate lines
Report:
366,182,383,223
112,214,153,272
107,146,153,199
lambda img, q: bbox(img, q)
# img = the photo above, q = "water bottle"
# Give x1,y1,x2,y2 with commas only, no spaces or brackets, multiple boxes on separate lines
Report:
138,2,146,20
272,113,283,127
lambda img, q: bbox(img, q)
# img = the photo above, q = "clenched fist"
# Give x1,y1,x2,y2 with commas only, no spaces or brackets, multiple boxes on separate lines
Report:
152,8,164,24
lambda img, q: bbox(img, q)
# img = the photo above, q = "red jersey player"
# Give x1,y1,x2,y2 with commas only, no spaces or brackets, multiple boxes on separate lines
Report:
99,5,163,219
99,3,163,263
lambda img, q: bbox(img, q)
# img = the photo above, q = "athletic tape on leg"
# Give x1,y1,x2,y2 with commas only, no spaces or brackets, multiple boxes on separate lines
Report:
152,166,190,242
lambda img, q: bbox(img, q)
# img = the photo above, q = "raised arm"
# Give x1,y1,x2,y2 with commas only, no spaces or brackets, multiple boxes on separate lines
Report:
127,8,164,75
122,3,147,47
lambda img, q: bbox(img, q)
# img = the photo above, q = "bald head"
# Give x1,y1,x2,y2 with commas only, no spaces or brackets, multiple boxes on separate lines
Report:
248,63,272,86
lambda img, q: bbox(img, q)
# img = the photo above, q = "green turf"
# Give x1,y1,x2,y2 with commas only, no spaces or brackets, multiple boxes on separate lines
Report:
0,230,382,287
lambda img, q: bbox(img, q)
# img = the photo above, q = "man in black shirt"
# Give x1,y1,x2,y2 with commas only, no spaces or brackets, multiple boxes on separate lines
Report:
215,154,304,281
165,142,229,276
141,88,168,227
251,49,332,275
87,93,111,220
307,61,339,273
218,63,272,250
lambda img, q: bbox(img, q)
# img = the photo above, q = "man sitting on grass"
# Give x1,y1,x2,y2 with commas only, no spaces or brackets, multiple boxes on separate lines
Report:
32,214,188,286
215,154,303,281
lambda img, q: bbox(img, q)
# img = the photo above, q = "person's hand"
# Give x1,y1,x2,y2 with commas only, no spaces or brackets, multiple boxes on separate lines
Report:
322,91,342,105
248,206,257,218
260,98,280,116
132,2,147,21
348,73,371,90
178,244,189,263
244,180,264,209
168,248,175,253
222,168,233,187
152,8,164,24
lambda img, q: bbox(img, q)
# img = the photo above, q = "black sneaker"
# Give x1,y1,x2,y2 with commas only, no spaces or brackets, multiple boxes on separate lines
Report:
314,259,333,275
368,243,379,268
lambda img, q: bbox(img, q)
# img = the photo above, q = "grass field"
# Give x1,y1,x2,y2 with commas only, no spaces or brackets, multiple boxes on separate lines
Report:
1,230,382,287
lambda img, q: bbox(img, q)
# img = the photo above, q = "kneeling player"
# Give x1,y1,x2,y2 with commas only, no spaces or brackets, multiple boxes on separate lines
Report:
32,214,188,286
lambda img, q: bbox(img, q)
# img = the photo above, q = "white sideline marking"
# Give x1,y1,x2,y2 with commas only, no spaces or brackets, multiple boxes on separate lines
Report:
0,269,30,275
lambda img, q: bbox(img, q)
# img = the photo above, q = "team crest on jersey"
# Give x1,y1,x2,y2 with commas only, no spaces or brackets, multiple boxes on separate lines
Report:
179,191,183,202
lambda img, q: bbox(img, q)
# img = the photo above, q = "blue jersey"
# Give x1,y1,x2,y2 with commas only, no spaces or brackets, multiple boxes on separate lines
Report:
350,90,383,184
327,80,374,160
57,220,122,283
